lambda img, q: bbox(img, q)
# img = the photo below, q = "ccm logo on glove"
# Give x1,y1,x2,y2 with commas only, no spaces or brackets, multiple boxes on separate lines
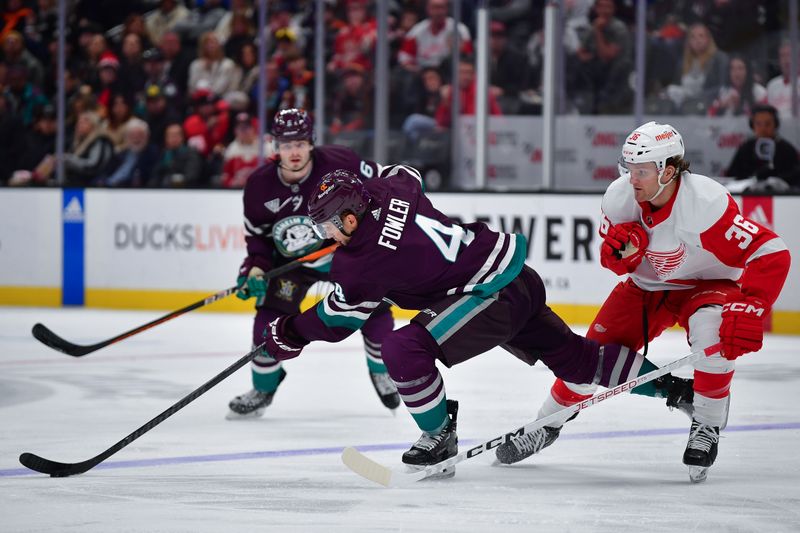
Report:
721,301,765,316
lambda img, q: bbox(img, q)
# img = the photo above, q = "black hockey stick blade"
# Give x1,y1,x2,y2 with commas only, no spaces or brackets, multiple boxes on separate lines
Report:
29,244,339,358
31,323,104,357
19,452,97,478
18,344,262,477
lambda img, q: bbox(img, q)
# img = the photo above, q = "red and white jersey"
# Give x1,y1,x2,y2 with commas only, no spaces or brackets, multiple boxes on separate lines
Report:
398,18,472,68
601,172,790,306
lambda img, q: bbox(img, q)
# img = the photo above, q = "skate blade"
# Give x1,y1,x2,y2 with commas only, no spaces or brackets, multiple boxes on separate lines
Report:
687,465,709,484
225,408,266,420
404,464,455,480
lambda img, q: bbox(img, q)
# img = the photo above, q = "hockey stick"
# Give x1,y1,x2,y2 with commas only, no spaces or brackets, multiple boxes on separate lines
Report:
342,343,721,487
32,243,340,357
19,343,264,477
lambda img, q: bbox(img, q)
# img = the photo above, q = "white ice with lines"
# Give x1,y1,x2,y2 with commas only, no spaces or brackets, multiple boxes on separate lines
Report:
1,307,799,532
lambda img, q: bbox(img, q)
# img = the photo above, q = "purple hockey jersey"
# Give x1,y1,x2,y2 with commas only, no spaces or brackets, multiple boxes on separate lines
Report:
240,145,380,274
292,165,528,343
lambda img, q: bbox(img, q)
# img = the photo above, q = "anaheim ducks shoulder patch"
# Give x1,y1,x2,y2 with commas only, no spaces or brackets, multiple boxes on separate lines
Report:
273,215,324,258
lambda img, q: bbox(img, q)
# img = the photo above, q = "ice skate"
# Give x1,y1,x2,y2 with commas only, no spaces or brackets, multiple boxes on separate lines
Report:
402,400,458,479
226,369,286,419
369,371,400,410
654,375,695,420
683,419,719,483
495,425,563,465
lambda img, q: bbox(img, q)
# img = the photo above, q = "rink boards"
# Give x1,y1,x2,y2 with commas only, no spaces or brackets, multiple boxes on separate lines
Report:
1,188,798,333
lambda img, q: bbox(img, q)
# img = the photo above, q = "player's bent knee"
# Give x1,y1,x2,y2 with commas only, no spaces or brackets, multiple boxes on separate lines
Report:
381,323,438,378
688,306,735,374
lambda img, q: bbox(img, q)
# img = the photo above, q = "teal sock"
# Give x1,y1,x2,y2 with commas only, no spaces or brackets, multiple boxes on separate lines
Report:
630,358,660,397
366,356,388,373
252,366,286,393
411,396,448,434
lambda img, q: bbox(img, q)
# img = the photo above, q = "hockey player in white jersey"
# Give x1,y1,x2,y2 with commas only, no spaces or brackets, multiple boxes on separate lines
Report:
495,121,791,483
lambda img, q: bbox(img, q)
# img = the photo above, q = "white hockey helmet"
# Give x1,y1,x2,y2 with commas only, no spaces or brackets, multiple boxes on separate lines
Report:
621,121,684,178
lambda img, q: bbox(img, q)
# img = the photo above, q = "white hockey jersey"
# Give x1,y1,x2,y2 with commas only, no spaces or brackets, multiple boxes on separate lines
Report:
601,172,790,306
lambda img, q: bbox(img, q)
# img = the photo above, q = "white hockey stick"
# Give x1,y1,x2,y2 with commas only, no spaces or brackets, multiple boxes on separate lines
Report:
342,343,721,487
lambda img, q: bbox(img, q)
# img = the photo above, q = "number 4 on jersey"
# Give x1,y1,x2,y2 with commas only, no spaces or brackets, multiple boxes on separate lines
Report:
415,214,475,262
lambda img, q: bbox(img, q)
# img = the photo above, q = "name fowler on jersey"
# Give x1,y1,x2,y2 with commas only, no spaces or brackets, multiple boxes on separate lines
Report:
378,198,411,251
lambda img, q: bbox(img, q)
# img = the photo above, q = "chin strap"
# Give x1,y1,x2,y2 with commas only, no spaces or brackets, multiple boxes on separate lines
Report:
648,170,679,202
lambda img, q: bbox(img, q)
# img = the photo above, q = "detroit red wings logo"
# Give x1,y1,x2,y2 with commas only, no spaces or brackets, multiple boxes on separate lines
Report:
645,244,687,279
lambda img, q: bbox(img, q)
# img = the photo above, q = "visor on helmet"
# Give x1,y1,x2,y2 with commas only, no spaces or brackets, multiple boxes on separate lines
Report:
311,215,346,240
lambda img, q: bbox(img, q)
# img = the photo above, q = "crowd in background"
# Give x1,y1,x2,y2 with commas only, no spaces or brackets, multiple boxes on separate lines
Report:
0,0,797,188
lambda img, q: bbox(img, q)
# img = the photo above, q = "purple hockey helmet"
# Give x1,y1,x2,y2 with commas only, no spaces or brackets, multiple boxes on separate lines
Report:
272,108,314,143
308,169,371,238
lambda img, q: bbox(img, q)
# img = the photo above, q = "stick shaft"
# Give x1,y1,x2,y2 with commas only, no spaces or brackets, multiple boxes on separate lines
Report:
33,244,339,356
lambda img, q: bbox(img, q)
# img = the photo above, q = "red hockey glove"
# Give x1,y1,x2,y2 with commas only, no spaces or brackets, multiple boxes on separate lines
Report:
262,316,308,361
599,222,648,275
719,295,767,360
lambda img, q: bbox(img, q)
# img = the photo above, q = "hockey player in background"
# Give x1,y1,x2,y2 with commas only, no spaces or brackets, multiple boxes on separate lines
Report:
497,121,791,483
258,164,688,478
228,108,399,419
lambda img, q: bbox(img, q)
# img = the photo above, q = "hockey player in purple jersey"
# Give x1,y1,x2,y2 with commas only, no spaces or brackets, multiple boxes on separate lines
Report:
259,165,674,477
228,108,399,419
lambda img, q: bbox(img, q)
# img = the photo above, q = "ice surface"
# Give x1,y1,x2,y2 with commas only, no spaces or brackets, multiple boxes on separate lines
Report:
1,307,799,532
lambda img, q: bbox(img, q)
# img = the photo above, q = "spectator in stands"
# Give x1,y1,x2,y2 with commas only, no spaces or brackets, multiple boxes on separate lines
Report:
388,7,420,65
726,104,800,189
183,88,229,159
0,91,23,185
118,32,148,96
145,0,191,45
567,0,631,114
3,62,47,127
401,65,444,143
284,49,314,111
330,63,372,136
435,55,502,128
93,51,123,110
216,0,253,46
24,0,58,63
250,59,290,128
100,118,159,187
115,13,153,52
221,112,265,188
2,30,44,86
707,55,766,117
489,20,534,114
67,84,98,129
158,31,192,92
267,1,306,52
174,0,228,44
233,42,259,94
62,110,114,187
766,41,800,119
328,0,377,74
219,11,254,61
142,47,182,109
0,0,33,44
8,103,55,187
398,0,472,72
152,122,204,187
271,27,300,69
143,82,182,147
104,92,135,151
490,0,536,49
188,31,239,98
664,22,727,114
